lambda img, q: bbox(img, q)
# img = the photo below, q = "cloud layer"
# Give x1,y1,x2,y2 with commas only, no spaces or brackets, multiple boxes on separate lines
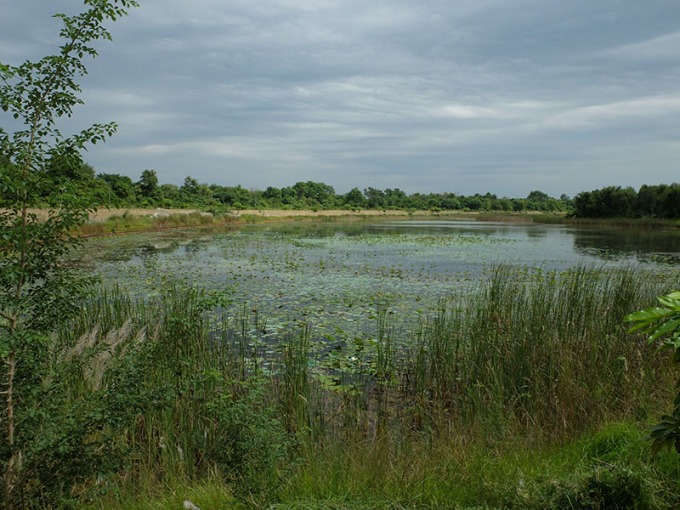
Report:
2,0,679,197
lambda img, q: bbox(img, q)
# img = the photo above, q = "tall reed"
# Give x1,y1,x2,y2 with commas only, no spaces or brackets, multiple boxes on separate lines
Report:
397,265,675,441
43,264,679,505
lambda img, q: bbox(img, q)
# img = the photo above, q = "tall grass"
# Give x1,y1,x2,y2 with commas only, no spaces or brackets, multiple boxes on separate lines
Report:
402,265,671,440
40,264,680,508
76,211,234,236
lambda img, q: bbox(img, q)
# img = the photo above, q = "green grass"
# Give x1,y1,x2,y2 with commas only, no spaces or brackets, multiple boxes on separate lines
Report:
564,216,680,228
24,264,680,508
277,421,680,509
76,211,236,236
77,476,242,510
79,423,680,509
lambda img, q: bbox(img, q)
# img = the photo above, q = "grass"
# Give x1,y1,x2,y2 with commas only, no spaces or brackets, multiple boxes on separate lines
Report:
71,208,680,239
75,210,235,236
79,424,680,509
279,421,680,509
25,263,680,508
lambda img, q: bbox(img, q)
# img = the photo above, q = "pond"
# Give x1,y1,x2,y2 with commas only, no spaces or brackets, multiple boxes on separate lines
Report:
76,218,680,343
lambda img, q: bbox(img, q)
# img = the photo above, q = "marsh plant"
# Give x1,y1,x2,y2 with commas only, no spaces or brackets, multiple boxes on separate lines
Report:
12,262,674,507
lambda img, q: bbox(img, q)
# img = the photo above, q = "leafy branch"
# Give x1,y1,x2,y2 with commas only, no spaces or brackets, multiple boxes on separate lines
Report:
0,1,138,507
625,291,680,454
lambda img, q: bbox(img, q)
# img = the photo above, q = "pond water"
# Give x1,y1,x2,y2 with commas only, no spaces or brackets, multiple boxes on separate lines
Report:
76,219,680,342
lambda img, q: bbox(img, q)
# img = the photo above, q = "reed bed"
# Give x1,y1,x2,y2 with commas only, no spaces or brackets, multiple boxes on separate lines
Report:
41,264,680,508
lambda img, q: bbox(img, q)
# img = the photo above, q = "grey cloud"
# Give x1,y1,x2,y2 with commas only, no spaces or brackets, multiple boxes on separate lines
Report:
1,0,679,198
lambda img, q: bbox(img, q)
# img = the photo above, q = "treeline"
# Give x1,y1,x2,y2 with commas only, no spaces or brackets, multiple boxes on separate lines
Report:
4,154,678,218
572,184,680,219
0,156,569,213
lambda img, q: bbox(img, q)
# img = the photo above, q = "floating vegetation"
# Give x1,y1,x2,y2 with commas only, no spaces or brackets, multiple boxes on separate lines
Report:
81,219,679,349
56,219,680,508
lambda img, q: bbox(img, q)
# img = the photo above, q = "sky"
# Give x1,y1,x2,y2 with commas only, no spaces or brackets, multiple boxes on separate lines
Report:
1,0,680,198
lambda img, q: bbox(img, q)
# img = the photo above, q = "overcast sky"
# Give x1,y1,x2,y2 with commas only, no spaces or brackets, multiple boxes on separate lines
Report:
2,0,680,198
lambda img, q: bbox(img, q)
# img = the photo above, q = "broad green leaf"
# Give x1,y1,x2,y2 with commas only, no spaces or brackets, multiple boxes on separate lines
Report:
624,307,674,322
649,319,680,343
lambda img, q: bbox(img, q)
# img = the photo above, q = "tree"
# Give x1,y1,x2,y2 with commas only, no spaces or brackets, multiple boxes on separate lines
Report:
291,181,336,208
97,172,136,204
136,169,159,199
526,190,550,203
180,175,200,196
342,187,367,209
0,1,138,506
572,186,638,218
364,187,386,209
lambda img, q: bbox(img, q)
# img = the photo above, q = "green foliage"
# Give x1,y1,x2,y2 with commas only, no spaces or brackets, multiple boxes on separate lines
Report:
136,169,159,199
0,1,138,507
97,173,137,205
40,283,293,505
206,380,292,500
33,164,579,213
626,291,680,455
511,464,655,510
574,184,680,219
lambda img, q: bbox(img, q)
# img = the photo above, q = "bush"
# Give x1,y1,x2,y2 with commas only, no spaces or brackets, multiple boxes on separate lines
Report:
206,379,292,500
510,464,656,510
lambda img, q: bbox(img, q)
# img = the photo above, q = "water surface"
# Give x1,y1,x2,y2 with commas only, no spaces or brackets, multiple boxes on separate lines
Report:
77,219,680,342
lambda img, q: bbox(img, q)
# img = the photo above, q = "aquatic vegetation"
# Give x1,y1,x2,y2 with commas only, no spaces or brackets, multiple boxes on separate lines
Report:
56,219,680,508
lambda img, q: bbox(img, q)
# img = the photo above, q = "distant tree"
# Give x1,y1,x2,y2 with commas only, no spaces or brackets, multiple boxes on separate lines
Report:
664,184,680,218
637,184,680,219
179,176,214,205
573,186,637,218
382,188,407,209
439,193,462,210
180,176,200,196
45,148,95,183
158,183,180,206
527,190,550,203
212,184,255,209
364,187,386,209
512,198,528,211
463,194,484,211
342,187,367,209
497,198,513,211
263,186,283,206
136,169,159,198
97,173,136,204
291,181,336,208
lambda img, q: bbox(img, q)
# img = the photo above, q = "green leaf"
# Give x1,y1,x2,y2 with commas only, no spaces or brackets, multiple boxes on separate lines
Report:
649,319,680,343
624,307,674,322
658,294,680,310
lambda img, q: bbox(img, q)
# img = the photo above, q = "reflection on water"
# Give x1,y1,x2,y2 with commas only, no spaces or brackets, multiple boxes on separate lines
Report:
376,220,680,266
73,219,679,344
571,226,680,264
77,219,680,270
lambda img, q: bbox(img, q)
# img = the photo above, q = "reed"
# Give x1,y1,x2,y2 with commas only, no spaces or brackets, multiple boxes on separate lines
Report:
41,264,680,507
401,265,672,440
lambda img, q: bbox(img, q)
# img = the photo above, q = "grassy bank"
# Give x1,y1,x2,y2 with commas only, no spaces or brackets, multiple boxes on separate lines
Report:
74,209,415,237
24,206,677,238
13,263,676,508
